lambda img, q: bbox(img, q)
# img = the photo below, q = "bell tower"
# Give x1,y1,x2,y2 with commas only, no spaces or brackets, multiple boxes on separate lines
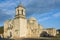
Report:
15,3,28,38
15,3,26,18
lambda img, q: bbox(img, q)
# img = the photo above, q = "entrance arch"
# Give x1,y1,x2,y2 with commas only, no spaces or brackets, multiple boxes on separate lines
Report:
40,31,49,37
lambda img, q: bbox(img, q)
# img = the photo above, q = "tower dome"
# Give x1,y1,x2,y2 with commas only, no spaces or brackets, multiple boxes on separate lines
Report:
29,17,36,21
17,3,25,8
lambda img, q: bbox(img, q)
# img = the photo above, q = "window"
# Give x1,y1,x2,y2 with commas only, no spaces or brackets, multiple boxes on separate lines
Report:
10,32,12,37
7,24,13,30
22,10,23,15
18,9,19,15
15,30,18,34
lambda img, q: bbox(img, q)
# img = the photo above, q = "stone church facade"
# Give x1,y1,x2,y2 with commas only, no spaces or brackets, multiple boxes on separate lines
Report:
4,4,57,39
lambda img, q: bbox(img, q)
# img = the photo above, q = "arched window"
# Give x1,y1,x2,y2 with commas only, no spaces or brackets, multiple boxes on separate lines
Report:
10,32,12,37
18,9,19,15
22,10,23,15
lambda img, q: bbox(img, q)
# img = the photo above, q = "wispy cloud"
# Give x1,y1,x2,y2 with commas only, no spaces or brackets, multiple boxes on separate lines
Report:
52,12,60,17
38,17,51,22
38,12,60,22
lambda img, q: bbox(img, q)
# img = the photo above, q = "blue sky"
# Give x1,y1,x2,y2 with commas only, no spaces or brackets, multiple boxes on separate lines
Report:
0,0,60,29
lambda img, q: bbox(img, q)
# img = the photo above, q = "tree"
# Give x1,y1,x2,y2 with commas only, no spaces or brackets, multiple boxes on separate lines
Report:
57,29,60,33
0,26,4,34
